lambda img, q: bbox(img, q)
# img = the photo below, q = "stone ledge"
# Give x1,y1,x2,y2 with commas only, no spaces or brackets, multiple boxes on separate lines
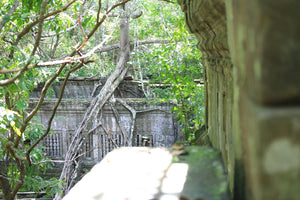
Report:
63,146,230,200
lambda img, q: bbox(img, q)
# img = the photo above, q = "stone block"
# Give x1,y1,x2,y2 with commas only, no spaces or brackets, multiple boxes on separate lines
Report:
178,0,230,58
63,147,230,200
226,0,300,105
239,98,300,200
31,78,146,99
31,99,180,163
205,58,235,193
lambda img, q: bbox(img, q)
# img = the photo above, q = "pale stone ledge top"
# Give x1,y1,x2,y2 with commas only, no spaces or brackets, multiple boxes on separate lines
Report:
63,146,230,200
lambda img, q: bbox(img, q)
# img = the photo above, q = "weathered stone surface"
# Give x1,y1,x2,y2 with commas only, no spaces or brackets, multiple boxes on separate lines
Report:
63,147,230,200
239,99,300,200
30,98,181,164
226,0,300,105
205,57,235,192
31,78,146,99
181,0,300,200
178,0,230,58
178,0,236,196
225,0,300,199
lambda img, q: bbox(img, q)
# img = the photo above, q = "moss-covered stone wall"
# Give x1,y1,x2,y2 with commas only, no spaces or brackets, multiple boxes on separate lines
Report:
179,0,300,199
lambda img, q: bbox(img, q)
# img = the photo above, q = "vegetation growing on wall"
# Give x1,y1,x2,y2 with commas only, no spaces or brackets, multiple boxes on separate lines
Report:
0,0,203,199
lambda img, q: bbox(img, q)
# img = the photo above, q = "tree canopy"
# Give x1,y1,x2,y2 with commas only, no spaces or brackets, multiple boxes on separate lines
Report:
0,0,203,199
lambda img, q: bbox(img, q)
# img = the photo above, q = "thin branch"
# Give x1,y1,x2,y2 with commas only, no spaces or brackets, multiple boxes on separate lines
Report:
96,39,171,52
83,37,195,55
5,142,26,161
19,64,65,139
38,35,110,66
16,0,76,44
86,121,102,135
110,102,129,145
86,0,131,40
30,0,48,57
8,0,76,60
14,0,52,146
0,60,94,74
0,0,56,87
51,33,60,58
97,0,102,22
37,58,94,66
41,24,78,38
87,107,103,136
26,63,84,165
0,175,22,183
0,0,48,86
76,0,88,51
79,0,87,39
0,38,173,75
0,62,30,86
115,98,136,146
11,162,25,198
101,124,119,148
38,46,51,60
5,141,26,197
91,81,103,97
0,0,20,32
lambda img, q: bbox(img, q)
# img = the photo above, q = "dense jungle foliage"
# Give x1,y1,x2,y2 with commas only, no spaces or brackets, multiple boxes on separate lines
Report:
0,0,203,198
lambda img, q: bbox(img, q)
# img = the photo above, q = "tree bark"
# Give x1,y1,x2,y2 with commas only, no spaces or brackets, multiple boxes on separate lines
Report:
120,2,132,79
0,162,13,200
55,53,129,199
55,2,131,199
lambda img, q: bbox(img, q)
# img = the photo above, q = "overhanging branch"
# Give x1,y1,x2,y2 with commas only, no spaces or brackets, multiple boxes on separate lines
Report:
0,39,171,75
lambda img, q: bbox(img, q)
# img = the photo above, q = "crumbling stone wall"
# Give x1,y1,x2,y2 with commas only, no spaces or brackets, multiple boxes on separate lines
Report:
178,0,236,195
179,0,300,199
30,79,181,175
33,98,179,162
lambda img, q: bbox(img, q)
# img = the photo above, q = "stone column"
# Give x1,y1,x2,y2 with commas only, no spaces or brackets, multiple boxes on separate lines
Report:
226,0,300,199
178,0,236,195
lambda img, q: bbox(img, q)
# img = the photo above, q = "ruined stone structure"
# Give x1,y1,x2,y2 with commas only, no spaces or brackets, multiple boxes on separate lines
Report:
178,0,300,199
31,79,181,167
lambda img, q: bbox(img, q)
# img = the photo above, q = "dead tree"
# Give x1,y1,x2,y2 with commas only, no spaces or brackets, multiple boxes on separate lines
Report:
55,2,131,199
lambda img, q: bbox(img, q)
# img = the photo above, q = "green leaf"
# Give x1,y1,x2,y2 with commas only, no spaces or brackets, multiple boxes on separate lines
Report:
74,2,81,12
50,22,55,31
3,15,10,23
16,101,27,110
56,26,61,35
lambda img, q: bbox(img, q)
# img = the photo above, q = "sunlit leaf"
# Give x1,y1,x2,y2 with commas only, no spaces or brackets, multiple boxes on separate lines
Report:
10,121,22,136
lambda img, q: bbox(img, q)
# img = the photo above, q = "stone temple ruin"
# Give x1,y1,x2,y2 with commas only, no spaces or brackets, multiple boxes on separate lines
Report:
177,0,300,199
30,0,300,199
30,78,181,169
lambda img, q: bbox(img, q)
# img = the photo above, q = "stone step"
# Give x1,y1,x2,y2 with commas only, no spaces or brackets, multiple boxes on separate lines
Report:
63,146,230,200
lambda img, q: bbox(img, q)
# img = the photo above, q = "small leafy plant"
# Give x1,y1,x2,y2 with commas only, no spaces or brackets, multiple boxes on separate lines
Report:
147,39,204,143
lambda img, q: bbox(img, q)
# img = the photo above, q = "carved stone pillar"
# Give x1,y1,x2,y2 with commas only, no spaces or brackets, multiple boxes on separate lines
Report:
226,0,300,199
179,0,300,199
178,0,236,196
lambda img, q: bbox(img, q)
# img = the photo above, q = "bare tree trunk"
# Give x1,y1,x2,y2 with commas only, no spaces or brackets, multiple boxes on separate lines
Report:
120,2,133,79
0,162,14,200
55,55,129,200
55,3,131,199
120,4,130,62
